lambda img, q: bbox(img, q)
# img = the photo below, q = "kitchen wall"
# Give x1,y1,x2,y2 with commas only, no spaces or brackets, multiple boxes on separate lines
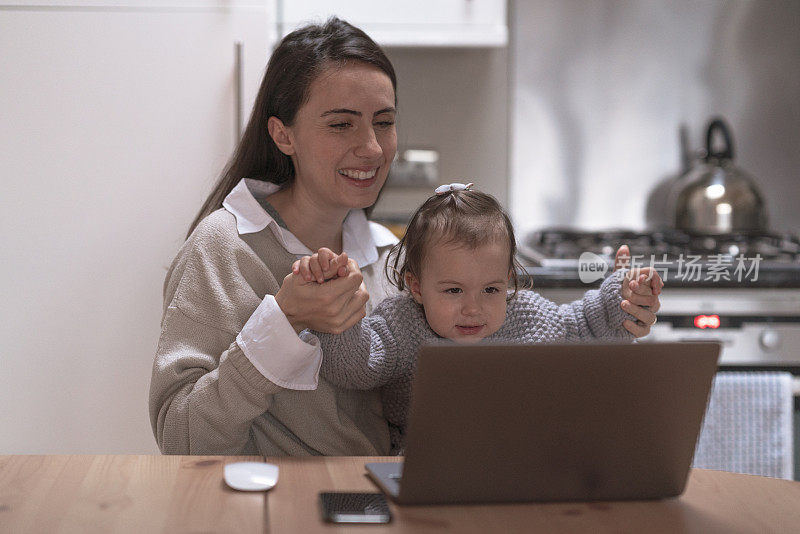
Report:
509,0,800,235
372,47,509,221
0,2,273,454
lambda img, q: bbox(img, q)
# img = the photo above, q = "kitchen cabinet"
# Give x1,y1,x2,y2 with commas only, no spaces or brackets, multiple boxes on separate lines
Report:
0,1,274,453
279,0,508,47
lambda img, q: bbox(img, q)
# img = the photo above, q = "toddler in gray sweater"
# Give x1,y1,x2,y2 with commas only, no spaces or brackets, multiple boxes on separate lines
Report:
294,184,662,452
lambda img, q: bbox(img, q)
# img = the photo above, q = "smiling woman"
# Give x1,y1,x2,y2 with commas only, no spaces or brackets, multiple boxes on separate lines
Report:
264,62,398,252
148,18,402,456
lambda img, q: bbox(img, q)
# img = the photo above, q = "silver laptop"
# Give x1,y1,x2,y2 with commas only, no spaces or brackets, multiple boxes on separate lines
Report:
366,342,720,504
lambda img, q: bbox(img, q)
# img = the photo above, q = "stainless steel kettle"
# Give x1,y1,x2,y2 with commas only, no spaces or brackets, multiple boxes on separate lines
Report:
669,117,768,235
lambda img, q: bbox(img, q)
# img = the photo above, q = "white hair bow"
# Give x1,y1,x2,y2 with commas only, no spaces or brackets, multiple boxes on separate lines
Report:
434,182,474,195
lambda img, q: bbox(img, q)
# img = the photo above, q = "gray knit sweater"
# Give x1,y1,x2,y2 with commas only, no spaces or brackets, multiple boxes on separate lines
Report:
315,271,634,452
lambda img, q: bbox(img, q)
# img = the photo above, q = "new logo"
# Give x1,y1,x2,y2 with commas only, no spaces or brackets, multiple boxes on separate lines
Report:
578,252,609,283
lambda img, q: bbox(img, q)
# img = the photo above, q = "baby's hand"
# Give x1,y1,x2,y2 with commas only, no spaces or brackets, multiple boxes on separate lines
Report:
613,245,663,337
292,248,349,284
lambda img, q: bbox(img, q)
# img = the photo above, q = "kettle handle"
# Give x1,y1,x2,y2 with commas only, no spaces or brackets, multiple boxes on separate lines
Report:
705,117,734,161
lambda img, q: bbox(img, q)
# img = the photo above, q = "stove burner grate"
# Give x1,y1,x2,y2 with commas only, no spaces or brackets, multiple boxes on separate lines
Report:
524,229,800,264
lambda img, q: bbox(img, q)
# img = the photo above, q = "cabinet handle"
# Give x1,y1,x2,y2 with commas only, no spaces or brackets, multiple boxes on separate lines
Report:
235,41,243,141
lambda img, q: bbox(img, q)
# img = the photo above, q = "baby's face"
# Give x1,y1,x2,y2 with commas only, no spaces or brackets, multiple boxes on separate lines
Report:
406,240,511,344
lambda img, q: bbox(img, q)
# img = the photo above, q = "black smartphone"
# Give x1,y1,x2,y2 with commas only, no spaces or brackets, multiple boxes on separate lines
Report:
318,491,392,524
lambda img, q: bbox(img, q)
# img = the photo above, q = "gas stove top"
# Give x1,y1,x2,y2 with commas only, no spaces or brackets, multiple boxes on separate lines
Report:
517,228,800,288
517,228,800,366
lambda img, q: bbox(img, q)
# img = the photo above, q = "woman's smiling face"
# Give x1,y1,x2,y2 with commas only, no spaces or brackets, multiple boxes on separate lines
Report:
274,62,397,214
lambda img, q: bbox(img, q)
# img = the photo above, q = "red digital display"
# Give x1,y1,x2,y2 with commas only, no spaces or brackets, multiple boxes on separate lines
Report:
694,315,721,329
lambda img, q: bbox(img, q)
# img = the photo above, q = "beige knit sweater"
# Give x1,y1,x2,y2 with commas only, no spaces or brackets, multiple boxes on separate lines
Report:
148,208,396,456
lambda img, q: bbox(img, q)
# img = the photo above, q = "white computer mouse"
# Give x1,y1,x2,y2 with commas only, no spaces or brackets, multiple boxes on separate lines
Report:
224,462,279,491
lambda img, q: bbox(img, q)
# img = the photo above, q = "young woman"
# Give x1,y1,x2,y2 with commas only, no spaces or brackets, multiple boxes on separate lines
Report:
149,18,402,455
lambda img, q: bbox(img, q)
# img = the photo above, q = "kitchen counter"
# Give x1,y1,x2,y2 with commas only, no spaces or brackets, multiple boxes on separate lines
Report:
3,455,800,533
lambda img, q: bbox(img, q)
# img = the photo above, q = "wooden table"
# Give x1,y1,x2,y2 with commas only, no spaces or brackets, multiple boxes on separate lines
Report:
2,455,800,533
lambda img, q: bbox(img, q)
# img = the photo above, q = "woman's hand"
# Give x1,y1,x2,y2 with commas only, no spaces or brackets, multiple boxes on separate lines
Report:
292,247,349,283
276,256,369,334
614,245,663,338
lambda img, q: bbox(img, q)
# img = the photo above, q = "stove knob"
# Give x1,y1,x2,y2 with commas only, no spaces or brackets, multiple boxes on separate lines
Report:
759,329,782,351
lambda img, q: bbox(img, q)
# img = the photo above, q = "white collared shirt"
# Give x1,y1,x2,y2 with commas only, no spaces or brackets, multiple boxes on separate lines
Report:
225,178,397,390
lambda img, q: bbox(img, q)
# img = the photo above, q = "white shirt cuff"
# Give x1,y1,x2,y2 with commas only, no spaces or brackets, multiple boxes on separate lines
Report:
236,295,322,390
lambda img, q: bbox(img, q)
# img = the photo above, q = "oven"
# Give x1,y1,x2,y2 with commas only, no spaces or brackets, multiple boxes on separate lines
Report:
517,228,800,479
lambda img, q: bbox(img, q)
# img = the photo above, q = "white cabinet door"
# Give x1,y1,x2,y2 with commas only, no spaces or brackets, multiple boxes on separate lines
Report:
0,2,274,453
281,0,507,47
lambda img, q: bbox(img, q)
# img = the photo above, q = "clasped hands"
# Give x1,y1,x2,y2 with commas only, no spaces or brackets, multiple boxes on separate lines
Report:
614,245,663,337
276,245,664,338
274,248,367,335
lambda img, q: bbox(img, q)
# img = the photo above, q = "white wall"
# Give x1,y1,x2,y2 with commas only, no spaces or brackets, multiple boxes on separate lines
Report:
372,46,509,220
0,2,273,454
510,0,800,235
